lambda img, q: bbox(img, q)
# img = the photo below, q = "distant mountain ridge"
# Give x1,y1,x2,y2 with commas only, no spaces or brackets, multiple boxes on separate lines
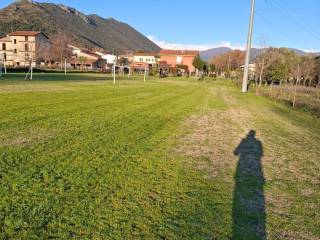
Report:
200,47,231,61
0,0,160,54
201,47,319,61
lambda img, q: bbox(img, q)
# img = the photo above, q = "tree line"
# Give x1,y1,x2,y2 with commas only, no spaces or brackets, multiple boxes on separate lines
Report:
206,48,320,88
254,48,320,88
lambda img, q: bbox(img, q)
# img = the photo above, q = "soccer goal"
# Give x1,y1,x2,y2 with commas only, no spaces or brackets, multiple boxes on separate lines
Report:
111,64,131,84
0,53,7,77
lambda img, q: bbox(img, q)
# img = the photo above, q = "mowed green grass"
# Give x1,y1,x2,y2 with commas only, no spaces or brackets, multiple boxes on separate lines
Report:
0,73,319,239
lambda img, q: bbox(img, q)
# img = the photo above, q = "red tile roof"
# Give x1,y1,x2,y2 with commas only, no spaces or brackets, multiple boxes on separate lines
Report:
8,31,41,36
159,49,199,56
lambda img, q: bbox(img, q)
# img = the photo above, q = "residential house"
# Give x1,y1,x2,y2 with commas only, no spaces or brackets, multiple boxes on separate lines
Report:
240,63,256,73
118,53,134,64
123,52,158,72
132,52,158,66
68,45,106,70
95,51,117,65
159,49,199,73
0,31,50,67
68,44,82,56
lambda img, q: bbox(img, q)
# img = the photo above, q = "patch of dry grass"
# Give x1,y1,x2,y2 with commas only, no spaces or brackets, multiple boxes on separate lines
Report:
174,83,320,239
0,128,56,148
259,85,320,115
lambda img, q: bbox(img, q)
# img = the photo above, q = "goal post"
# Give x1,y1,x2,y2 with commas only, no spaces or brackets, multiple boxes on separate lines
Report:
0,53,7,76
111,64,131,84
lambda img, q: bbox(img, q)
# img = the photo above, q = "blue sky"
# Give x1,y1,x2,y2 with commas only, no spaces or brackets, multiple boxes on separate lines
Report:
1,0,320,51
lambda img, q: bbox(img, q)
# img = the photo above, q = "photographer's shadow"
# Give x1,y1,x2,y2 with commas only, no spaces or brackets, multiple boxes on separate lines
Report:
232,130,266,239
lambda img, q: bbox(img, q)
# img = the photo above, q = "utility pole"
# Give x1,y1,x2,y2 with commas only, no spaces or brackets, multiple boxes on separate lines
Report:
64,58,67,75
30,57,33,80
144,66,147,82
4,56,7,74
242,0,256,92
113,64,116,84
0,54,2,77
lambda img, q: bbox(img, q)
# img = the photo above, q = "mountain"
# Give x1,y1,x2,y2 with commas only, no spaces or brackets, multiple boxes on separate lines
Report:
201,47,319,62
200,47,232,61
0,0,160,54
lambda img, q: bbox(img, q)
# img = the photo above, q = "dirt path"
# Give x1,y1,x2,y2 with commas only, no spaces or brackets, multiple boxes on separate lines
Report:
174,83,320,239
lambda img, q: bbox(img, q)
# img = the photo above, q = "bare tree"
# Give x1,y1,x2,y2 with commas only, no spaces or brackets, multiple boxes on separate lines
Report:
255,48,278,87
50,32,72,69
316,56,320,88
210,50,245,76
292,60,301,108
36,41,52,66
301,56,316,86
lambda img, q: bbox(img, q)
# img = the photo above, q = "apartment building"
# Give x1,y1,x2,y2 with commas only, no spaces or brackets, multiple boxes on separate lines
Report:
0,31,50,67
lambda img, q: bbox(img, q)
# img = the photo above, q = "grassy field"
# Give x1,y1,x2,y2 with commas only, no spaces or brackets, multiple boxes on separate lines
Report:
0,73,319,239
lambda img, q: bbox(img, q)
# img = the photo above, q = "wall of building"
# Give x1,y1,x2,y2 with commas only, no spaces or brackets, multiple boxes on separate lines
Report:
0,34,50,67
133,55,156,64
160,55,196,73
0,35,36,66
182,56,196,73
101,54,117,64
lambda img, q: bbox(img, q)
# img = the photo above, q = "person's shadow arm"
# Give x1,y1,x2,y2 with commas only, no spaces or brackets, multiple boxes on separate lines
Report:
234,141,243,156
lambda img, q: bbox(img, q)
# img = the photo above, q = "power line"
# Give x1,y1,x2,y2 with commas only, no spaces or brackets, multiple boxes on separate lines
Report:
256,6,320,12
255,13,305,49
267,0,320,42
281,0,320,37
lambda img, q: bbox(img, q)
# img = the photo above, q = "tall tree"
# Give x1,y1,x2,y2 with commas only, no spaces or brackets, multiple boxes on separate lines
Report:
210,50,245,74
300,56,316,86
50,32,72,68
315,56,320,88
192,56,206,71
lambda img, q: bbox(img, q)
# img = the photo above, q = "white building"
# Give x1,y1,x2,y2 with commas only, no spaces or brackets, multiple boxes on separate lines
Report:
95,52,117,64
68,44,82,56
240,63,256,74
133,52,158,66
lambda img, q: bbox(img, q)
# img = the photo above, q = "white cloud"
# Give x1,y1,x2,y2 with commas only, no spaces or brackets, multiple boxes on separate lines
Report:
302,49,320,53
148,36,320,53
148,35,246,51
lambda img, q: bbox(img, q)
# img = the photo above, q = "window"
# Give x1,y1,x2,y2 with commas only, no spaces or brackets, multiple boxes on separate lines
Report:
2,43,6,50
17,62,20,66
177,56,183,64
14,49,17,54
25,53,29,58
14,39,17,44
140,57,143,62
25,44,29,51
25,36,28,42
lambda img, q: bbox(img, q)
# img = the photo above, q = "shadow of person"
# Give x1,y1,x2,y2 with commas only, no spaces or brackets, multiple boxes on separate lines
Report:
232,130,266,240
